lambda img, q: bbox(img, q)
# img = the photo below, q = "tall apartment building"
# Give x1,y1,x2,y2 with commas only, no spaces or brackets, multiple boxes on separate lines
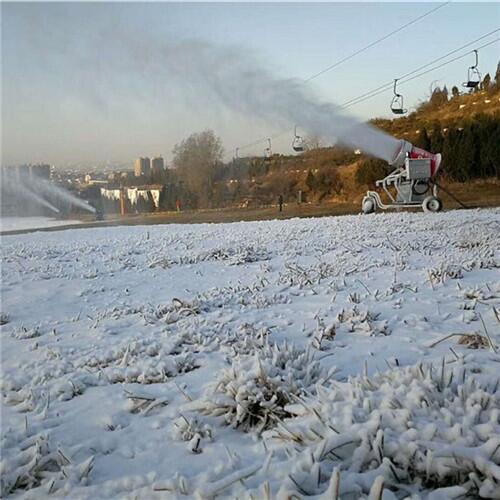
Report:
134,157,151,177
151,156,165,176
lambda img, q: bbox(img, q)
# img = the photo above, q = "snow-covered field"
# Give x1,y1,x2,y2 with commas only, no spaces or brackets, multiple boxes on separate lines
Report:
0,217,82,233
1,209,499,499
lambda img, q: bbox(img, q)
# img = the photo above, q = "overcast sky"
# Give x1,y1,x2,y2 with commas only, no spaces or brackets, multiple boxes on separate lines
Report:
2,2,499,168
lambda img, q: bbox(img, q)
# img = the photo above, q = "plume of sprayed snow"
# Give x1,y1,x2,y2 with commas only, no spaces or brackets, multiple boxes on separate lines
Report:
118,36,401,162
1,169,95,216
1,172,60,214
14,9,401,163
32,177,96,213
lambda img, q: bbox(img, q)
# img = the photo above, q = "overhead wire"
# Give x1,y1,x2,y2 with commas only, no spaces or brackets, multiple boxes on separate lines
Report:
304,2,451,82
340,28,500,108
235,2,452,153
342,35,500,109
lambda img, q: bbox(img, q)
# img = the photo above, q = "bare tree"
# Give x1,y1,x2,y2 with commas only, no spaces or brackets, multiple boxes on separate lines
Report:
172,130,224,207
305,135,323,150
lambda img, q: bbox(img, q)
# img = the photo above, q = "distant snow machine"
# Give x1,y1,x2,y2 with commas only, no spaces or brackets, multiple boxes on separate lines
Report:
362,140,443,214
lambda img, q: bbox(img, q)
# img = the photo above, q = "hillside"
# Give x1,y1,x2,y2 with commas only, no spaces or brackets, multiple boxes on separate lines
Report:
372,87,500,141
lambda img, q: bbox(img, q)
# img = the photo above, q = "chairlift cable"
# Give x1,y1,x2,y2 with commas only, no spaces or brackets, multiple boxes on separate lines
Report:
235,27,499,153
343,36,500,109
339,27,500,108
304,2,451,82
235,3,451,153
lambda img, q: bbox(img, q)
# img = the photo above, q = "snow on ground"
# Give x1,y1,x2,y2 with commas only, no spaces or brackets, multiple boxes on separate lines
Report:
0,217,81,232
1,209,499,499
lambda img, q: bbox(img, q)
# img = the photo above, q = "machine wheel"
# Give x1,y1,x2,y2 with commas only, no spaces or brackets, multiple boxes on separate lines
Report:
362,197,376,214
422,196,442,213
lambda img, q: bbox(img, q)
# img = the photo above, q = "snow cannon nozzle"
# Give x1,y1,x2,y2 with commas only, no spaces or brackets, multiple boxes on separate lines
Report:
390,140,442,177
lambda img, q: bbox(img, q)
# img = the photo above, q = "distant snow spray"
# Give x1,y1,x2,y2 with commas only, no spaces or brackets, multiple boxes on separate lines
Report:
2,174,61,214
0,168,95,216
32,177,96,213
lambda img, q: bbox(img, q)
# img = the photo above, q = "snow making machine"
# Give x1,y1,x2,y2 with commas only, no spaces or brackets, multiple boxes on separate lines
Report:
362,140,443,214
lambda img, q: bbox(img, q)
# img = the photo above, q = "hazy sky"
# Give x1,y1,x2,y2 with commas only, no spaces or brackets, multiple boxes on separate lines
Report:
2,2,499,167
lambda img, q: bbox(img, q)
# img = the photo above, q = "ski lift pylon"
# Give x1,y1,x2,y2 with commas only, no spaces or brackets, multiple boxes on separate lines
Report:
390,79,407,115
463,49,481,89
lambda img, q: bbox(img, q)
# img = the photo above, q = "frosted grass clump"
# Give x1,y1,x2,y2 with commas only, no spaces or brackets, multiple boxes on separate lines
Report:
104,352,198,385
220,323,272,358
277,261,338,288
0,435,94,496
11,326,41,340
154,243,271,267
268,357,500,498
196,342,329,432
336,306,390,336
428,264,464,284
171,415,214,454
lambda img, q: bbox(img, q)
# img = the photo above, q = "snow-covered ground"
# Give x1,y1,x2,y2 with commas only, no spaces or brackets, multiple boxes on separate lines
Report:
1,209,499,499
0,217,81,232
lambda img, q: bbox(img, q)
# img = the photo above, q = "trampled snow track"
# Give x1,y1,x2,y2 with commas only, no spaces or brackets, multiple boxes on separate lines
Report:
1,209,499,498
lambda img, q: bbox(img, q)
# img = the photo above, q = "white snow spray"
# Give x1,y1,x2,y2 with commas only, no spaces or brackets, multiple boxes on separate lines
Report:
122,37,401,161
21,21,401,163
12,8,403,163
31,177,96,213
2,174,60,214
0,169,95,215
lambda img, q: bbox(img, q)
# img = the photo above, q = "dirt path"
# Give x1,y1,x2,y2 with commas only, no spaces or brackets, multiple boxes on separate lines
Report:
2,180,498,236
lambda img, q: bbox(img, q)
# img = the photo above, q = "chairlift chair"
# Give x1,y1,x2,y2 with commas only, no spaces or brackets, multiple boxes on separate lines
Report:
463,50,481,89
292,126,305,153
264,138,272,161
390,79,407,115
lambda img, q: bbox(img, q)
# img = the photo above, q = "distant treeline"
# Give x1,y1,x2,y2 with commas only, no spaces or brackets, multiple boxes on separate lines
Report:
414,113,500,181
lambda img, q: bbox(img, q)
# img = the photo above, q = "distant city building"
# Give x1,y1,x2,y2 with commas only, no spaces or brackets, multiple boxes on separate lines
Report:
151,156,165,176
134,157,150,177
30,164,51,179
3,164,51,181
